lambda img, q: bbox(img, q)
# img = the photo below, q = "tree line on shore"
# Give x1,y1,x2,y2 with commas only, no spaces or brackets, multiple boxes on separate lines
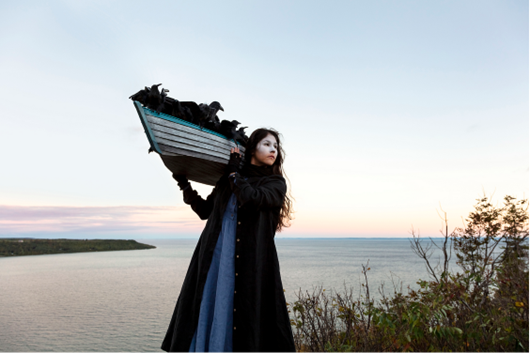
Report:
289,195,528,352
0,238,155,256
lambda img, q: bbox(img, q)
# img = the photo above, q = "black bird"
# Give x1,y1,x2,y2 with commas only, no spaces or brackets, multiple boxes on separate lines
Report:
129,86,150,105
180,101,203,125
198,103,211,128
233,126,248,146
219,120,240,140
208,101,224,118
146,83,162,110
156,88,170,113
198,102,223,130
180,106,194,123
204,114,221,132
164,97,185,120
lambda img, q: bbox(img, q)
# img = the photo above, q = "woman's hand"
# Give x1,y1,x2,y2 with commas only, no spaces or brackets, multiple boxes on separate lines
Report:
227,147,242,176
172,174,190,190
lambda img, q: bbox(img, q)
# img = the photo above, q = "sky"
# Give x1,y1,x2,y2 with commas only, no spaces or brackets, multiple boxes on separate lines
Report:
0,0,528,239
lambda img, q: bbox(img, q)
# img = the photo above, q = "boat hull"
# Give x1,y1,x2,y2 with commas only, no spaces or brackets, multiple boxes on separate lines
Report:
133,101,245,186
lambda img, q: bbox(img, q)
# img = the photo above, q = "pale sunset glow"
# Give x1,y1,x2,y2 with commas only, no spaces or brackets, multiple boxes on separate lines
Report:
0,205,205,237
0,1,527,239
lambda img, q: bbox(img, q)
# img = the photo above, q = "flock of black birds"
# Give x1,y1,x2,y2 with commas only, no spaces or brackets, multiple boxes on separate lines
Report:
130,84,249,146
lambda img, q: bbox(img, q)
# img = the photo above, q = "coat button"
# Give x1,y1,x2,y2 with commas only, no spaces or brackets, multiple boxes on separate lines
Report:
234,327,236,330
236,255,239,258
234,290,236,294
237,238,240,242
238,206,241,208
237,221,241,225
235,273,238,276
234,308,236,312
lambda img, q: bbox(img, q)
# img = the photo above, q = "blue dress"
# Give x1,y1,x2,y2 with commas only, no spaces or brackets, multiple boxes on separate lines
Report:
189,192,238,352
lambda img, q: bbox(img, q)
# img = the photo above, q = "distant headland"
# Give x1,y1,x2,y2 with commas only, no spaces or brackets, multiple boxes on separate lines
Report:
0,238,156,257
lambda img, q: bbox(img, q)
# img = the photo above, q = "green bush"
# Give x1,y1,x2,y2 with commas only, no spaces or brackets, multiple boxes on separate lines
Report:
290,195,528,352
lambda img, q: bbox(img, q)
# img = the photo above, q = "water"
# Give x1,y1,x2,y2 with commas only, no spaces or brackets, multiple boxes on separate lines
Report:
0,238,449,352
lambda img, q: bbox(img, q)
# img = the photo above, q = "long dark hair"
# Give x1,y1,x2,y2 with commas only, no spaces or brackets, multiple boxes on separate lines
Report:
244,128,294,232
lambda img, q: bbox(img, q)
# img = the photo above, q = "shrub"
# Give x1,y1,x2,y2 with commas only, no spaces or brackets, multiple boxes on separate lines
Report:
290,195,528,352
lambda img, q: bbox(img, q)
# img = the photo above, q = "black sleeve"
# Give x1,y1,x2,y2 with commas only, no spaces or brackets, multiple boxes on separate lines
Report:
182,183,218,220
228,173,286,208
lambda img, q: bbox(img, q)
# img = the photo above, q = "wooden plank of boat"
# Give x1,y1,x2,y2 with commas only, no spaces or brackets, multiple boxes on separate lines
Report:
133,101,246,186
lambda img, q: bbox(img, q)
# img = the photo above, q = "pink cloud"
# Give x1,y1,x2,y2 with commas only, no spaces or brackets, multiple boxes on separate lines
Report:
0,205,205,235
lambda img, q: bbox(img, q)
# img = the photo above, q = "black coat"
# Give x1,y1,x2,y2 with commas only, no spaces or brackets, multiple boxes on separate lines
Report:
161,165,296,352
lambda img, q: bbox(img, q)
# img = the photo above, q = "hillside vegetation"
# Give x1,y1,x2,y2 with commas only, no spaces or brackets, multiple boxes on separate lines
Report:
289,195,529,352
0,238,155,257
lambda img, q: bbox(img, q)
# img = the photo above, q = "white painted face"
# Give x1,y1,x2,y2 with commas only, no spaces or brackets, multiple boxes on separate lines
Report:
251,133,278,167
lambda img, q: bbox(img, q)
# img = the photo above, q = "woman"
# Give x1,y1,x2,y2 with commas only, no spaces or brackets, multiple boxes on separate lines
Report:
161,128,295,352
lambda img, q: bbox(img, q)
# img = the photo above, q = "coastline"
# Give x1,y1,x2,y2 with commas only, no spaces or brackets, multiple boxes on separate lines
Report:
0,238,156,257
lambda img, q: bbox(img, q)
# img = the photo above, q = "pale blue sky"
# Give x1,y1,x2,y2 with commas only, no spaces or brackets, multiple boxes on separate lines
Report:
0,0,528,238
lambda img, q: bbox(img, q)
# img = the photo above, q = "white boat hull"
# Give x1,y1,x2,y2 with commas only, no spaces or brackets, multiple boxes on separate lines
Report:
133,101,245,186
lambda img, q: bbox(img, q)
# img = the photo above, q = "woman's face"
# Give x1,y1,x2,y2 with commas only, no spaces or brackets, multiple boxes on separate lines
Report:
251,133,278,167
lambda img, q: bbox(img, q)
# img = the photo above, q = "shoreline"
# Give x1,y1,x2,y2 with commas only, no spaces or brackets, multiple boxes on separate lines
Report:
0,238,156,257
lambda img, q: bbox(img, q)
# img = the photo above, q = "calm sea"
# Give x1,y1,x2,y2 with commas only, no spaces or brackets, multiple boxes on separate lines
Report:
0,238,451,352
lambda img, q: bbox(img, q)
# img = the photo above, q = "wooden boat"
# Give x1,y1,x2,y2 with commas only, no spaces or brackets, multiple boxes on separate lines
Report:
133,101,245,186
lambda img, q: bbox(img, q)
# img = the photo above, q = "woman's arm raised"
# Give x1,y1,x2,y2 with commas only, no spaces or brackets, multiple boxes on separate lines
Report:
173,174,217,220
